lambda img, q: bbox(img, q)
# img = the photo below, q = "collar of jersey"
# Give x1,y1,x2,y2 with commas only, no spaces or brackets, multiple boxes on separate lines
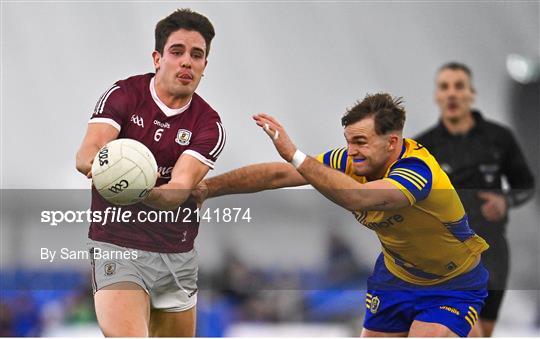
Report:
377,141,408,181
437,110,485,137
399,140,407,158
150,77,192,117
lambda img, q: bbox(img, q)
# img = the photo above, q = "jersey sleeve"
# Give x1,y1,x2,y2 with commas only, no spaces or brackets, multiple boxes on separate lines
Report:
88,83,131,131
183,118,225,169
384,157,433,204
315,147,348,173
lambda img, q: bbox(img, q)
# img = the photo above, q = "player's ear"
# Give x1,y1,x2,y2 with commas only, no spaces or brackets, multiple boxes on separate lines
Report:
152,51,161,71
388,134,399,151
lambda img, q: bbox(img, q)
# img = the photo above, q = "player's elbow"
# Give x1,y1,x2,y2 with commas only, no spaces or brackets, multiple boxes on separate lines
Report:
75,151,90,176
155,183,192,210
160,197,183,210
146,192,182,211
341,200,364,212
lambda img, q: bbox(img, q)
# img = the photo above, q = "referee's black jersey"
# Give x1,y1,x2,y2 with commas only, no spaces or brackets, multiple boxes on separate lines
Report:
415,111,535,239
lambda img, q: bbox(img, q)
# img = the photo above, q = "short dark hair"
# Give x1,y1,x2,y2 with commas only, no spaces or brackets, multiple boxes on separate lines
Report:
341,93,406,135
438,62,473,80
155,9,215,57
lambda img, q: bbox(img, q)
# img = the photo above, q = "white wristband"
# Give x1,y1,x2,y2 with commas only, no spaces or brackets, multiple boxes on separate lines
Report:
291,149,307,168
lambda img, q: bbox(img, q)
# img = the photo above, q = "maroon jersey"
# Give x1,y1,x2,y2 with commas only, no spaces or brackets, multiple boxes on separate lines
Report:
88,73,225,252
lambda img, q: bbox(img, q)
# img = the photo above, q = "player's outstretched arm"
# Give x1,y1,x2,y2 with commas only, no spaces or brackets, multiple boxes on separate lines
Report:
296,156,409,211
253,113,410,212
197,162,307,202
143,153,210,210
76,123,119,177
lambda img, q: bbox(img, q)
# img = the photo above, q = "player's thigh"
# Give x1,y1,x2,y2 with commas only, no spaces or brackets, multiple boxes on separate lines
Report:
408,320,459,337
479,319,496,337
468,321,484,337
94,282,150,337
149,305,196,337
361,328,408,337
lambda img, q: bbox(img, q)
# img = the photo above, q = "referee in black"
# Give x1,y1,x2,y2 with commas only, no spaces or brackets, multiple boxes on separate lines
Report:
416,62,535,336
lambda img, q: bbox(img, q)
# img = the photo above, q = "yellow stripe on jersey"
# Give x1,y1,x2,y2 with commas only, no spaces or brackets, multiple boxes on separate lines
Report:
330,147,345,170
316,147,348,173
390,168,427,188
468,306,478,321
465,315,475,327
396,167,428,185
335,148,346,169
334,149,339,168
332,149,339,169
390,171,424,190
329,149,337,169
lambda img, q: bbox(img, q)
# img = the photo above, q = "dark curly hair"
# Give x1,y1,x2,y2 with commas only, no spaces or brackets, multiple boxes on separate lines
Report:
155,9,215,57
341,93,406,135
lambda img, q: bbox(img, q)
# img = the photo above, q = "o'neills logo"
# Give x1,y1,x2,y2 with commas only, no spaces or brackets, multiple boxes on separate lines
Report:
154,120,171,129
440,306,460,316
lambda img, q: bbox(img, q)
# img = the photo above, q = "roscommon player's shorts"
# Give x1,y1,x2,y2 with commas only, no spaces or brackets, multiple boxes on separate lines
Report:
88,239,198,312
364,254,488,337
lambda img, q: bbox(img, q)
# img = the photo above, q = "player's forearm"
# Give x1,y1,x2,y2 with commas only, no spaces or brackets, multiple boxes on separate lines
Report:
295,157,367,211
75,144,100,176
144,182,191,210
205,162,305,199
76,124,119,176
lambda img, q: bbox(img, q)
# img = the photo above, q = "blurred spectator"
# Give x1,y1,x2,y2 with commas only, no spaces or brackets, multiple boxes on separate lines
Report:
0,303,15,336
11,294,42,336
326,232,365,286
64,290,96,324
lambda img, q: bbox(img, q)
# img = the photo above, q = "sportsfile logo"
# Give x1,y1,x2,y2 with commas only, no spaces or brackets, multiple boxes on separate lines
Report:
131,114,144,128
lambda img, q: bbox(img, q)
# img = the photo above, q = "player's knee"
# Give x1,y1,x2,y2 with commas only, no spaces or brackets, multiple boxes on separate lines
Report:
479,320,495,337
98,318,149,337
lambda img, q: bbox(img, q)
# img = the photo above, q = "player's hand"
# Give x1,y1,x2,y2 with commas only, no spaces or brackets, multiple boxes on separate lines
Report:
253,113,297,162
478,192,508,222
191,181,209,206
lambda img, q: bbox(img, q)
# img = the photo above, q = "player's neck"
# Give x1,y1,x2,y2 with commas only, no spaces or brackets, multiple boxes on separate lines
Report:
154,78,192,109
442,111,475,135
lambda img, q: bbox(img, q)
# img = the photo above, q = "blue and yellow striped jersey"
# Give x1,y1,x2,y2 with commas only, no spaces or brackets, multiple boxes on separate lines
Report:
316,138,489,285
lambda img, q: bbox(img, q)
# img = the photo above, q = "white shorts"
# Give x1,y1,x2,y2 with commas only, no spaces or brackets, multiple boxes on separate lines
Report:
88,239,198,312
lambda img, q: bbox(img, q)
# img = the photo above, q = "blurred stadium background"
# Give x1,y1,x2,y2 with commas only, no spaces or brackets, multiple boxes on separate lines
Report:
1,1,539,336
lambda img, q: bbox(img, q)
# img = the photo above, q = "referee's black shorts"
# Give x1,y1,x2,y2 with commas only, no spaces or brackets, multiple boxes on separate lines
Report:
479,237,509,321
